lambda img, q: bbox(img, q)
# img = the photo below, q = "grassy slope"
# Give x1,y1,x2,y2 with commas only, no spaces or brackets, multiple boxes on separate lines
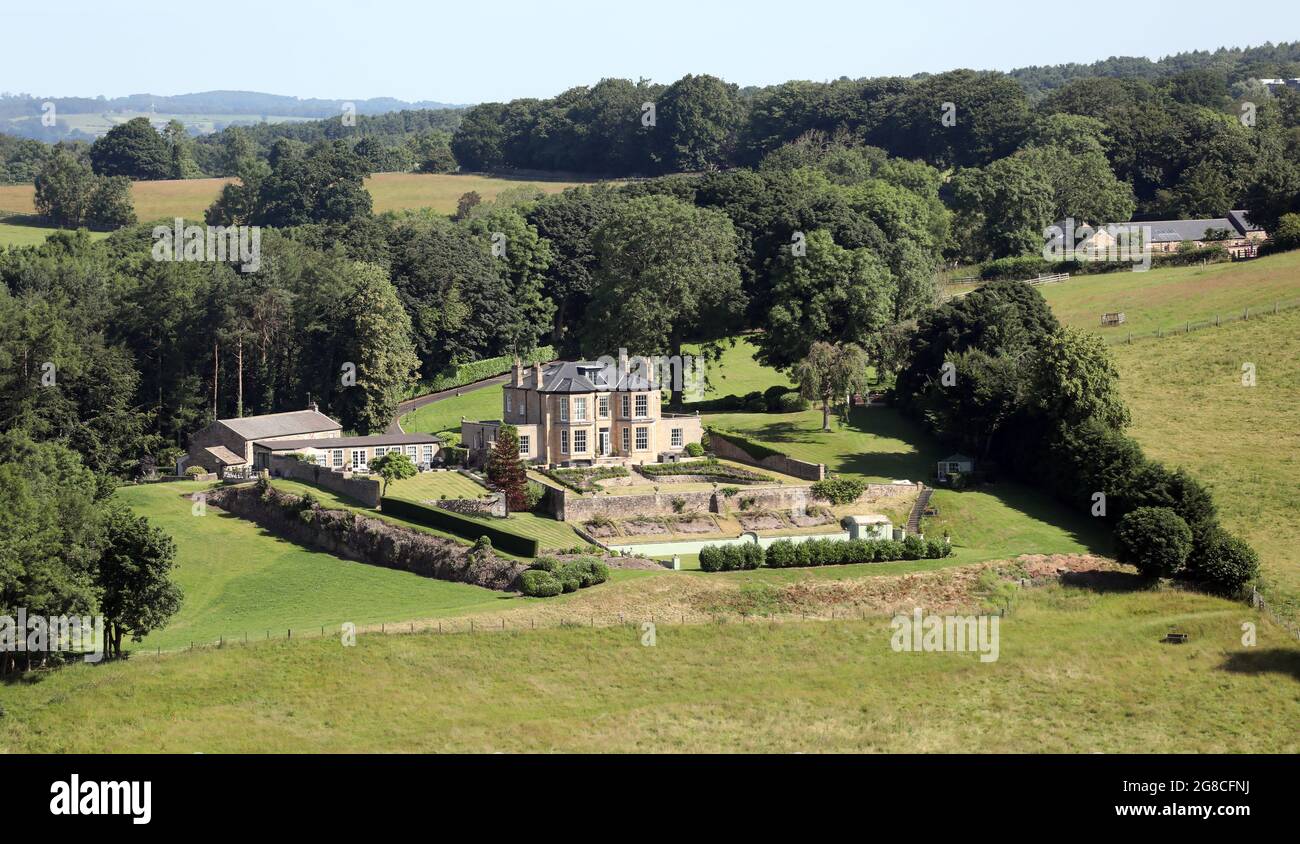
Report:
400,386,501,434
1039,251,1300,338
685,335,793,400
704,405,1108,564
114,482,514,649
1109,307,1300,616
3,585,1296,753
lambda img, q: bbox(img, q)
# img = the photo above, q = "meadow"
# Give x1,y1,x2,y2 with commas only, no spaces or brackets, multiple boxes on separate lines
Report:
0,172,602,247
3,584,1295,753
1109,306,1300,618
1036,250,1300,339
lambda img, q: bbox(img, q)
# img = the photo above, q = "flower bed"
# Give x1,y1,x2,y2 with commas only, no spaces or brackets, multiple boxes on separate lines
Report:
542,465,630,493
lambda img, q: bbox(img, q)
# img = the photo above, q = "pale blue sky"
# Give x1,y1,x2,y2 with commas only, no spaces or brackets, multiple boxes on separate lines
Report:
2,0,1296,103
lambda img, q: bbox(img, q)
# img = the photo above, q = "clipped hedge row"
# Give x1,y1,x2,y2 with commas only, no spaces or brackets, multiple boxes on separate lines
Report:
406,346,555,399
519,556,611,597
696,535,952,571
699,543,764,572
380,496,539,557
637,457,772,483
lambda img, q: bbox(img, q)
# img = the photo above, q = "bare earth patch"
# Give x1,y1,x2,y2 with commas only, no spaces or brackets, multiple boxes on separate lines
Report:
737,513,786,531
669,516,721,534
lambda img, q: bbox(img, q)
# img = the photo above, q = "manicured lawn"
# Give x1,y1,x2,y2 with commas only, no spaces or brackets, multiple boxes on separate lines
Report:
1109,305,1300,618
4,584,1295,753
704,405,1110,563
113,482,515,650
1039,250,1300,340
385,470,491,502
400,386,502,434
684,334,793,401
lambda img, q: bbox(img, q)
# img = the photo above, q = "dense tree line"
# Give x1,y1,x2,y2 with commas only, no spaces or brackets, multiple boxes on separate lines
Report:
893,281,1259,593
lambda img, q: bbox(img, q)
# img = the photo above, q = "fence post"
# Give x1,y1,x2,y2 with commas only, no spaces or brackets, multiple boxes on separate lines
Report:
288,628,291,639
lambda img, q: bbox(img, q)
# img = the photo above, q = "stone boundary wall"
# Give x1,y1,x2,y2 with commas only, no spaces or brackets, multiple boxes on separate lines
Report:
707,432,826,481
207,484,526,591
436,492,507,518
558,484,813,524
270,455,381,507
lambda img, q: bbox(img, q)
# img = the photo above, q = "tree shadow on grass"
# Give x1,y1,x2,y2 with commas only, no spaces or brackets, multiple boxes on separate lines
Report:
1059,570,1148,593
1218,649,1300,682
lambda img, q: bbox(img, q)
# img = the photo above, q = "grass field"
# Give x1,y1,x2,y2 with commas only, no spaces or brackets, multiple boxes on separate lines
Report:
385,470,492,501
0,172,601,247
685,334,793,400
1109,306,1300,618
400,386,501,435
3,584,1295,753
1039,251,1300,339
113,482,515,650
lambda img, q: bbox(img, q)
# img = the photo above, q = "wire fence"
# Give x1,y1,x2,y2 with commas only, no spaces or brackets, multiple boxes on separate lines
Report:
1100,297,1300,345
1250,589,1300,642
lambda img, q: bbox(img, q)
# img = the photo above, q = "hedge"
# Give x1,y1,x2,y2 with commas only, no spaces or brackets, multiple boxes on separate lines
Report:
405,346,555,399
706,428,783,461
811,477,866,505
380,496,539,557
760,536,950,569
699,543,764,571
637,457,772,483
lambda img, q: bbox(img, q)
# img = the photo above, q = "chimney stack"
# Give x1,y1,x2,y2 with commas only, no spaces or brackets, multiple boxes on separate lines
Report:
534,361,544,390
308,400,319,413
512,356,523,387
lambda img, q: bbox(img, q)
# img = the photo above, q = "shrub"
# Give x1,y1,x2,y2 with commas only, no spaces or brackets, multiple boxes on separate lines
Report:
184,465,205,477
529,557,560,572
739,543,765,570
774,391,809,412
1187,530,1259,593
811,476,867,505
766,539,797,568
1114,506,1193,578
902,534,926,560
699,544,724,572
924,538,949,559
554,566,582,593
875,540,904,561
671,497,687,514
576,558,611,585
720,486,740,498
518,570,562,597
1273,212,1300,251
684,441,705,457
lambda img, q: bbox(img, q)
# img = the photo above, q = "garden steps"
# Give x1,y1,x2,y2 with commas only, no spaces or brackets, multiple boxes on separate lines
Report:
906,486,932,534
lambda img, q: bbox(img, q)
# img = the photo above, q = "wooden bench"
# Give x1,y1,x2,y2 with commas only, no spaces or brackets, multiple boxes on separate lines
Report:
1162,630,1189,644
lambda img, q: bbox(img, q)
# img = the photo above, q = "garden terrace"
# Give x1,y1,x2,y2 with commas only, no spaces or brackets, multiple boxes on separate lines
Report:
541,465,630,494
635,458,773,484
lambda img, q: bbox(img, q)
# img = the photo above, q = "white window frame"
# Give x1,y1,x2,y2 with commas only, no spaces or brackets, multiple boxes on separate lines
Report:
350,449,367,468
635,394,648,418
598,395,609,418
518,434,530,456
671,428,683,448
561,429,569,454
505,393,512,414
621,394,630,418
421,445,434,463
373,446,387,459
315,452,328,466
621,426,630,453
559,397,569,422
574,429,587,453
406,445,418,458
635,426,649,451
574,397,588,422
332,449,344,468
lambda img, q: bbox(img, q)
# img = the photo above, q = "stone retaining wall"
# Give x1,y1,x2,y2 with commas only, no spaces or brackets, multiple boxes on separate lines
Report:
270,455,382,507
707,431,826,480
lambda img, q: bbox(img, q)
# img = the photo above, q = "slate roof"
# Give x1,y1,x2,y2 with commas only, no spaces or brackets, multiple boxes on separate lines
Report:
1146,218,1238,243
258,432,443,451
219,409,341,441
204,445,246,465
518,361,656,393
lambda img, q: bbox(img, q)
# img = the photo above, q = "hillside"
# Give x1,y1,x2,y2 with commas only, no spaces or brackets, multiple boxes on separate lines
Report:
2,584,1295,753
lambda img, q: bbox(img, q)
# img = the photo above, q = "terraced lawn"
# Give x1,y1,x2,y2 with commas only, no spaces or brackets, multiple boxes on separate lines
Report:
386,470,492,502
114,482,514,650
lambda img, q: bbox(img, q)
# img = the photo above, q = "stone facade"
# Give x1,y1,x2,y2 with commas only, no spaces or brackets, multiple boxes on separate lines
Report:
463,357,703,468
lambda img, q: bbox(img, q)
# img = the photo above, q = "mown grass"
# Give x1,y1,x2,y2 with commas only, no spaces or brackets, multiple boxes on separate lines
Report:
684,334,793,401
1040,250,1300,338
113,482,514,650
1109,305,1300,618
3,585,1295,753
703,404,1108,564
400,386,501,435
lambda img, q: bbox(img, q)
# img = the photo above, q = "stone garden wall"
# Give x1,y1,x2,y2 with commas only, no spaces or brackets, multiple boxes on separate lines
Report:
707,432,826,481
270,455,382,507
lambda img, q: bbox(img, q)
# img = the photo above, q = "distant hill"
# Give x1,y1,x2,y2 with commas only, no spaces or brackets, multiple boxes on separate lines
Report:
0,90,469,140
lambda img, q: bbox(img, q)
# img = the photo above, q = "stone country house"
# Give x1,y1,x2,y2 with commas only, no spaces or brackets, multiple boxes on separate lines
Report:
462,355,703,467
1072,210,1267,259
183,404,442,478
